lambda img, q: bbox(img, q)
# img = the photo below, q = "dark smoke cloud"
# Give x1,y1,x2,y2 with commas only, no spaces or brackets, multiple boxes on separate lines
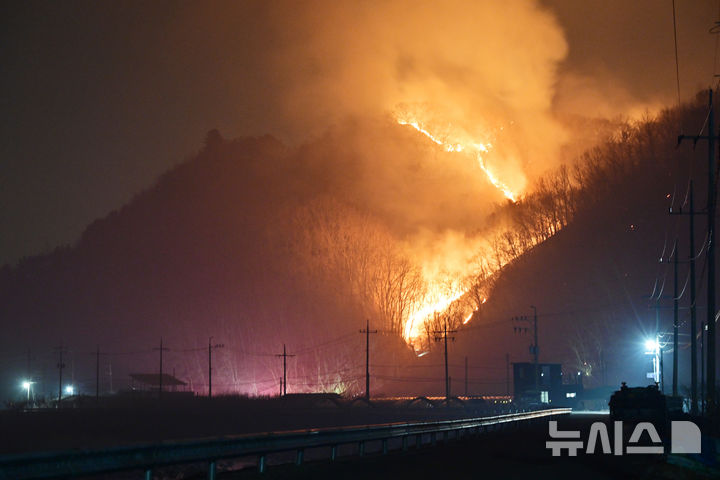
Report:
545,0,717,118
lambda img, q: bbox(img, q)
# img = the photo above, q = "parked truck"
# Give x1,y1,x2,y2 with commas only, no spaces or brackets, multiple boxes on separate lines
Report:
609,382,683,423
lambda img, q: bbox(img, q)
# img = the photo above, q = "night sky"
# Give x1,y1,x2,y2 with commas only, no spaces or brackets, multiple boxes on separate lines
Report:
1,0,717,267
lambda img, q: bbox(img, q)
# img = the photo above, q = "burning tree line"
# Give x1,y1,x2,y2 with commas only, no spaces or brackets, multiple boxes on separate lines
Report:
280,91,713,360
269,143,584,353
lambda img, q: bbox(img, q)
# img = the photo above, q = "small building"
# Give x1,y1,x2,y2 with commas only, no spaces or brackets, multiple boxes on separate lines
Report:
129,373,188,393
513,362,572,405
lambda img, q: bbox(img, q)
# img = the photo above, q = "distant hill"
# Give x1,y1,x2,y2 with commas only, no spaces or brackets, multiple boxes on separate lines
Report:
0,118,503,400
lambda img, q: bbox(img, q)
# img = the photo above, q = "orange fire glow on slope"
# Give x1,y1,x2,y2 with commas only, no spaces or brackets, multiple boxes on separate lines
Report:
396,115,519,350
403,286,465,345
396,117,517,202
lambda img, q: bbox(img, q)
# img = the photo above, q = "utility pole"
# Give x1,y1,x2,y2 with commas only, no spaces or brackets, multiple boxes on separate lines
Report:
208,337,224,398
26,348,31,382
276,344,295,396
669,181,700,412
531,305,538,393
709,88,716,413
433,320,457,402
96,346,100,403
153,338,169,399
678,88,717,412
359,319,377,401
506,353,510,396
56,346,66,407
464,356,468,397
656,297,661,391
660,343,665,394
673,238,679,397
702,321,706,415
651,294,674,393
690,183,698,413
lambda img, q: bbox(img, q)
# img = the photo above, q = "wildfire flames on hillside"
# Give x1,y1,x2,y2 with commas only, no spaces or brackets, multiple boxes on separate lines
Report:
389,111,559,351
242,0,571,357
393,112,514,349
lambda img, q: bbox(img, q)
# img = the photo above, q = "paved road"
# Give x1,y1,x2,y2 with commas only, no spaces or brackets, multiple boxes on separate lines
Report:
225,413,707,480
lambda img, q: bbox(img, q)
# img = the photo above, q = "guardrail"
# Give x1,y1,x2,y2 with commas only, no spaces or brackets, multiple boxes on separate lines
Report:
0,407,570,479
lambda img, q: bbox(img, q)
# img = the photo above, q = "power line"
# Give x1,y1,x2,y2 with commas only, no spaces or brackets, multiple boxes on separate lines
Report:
290,366,363,380
672,0,682,107
291,332,357,355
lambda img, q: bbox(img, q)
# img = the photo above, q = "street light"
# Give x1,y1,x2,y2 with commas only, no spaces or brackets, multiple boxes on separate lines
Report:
21,380,34,403
644,336,661,385
644,338,660,355
65,385,74,396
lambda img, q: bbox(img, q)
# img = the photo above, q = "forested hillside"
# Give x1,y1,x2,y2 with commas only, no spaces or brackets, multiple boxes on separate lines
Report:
0,92,714,401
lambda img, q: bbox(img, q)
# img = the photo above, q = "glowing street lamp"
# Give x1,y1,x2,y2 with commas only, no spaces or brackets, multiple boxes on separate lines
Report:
21,380,34,403
644,338,660,355
644,336,661,384
65,385,74,396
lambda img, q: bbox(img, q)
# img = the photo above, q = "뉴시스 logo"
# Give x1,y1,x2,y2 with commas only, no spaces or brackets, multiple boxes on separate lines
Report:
546,420,701,456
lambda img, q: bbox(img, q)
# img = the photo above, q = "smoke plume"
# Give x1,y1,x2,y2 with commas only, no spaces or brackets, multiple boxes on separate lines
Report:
170,0,569,189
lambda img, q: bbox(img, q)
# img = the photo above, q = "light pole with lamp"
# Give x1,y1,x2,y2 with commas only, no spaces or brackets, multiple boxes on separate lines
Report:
645,336,662,391
21,380,34,404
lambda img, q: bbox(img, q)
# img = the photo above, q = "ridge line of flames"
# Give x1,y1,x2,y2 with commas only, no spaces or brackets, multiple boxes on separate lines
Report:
396,118,517,202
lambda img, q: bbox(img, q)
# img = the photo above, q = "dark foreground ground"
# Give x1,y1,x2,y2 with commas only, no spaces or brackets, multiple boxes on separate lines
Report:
225,413,716,480
2,398,718,479
0,395,509,454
